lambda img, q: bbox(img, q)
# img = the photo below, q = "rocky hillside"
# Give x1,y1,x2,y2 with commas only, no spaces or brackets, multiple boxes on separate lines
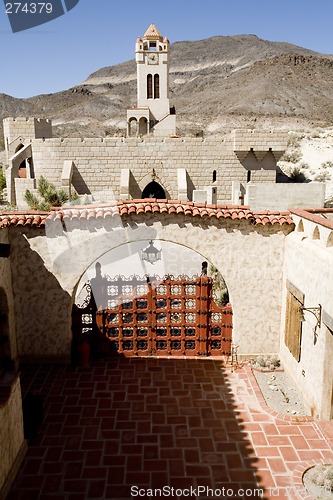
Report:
1,34,333,139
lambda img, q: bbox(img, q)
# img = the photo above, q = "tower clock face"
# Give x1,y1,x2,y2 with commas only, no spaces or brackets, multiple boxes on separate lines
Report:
147,53,159,65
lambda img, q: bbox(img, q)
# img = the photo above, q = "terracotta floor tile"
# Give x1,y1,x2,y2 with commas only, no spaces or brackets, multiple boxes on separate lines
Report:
267,457,287,474
254,446,281,457
277,425,302,435
307,438,330,449
266,435,291,446
297,449,324,461
289,435,310,449
251,431,269,446
279,446,299,462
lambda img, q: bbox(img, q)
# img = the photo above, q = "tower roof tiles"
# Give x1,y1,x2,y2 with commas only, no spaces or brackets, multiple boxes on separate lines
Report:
143,23,163,41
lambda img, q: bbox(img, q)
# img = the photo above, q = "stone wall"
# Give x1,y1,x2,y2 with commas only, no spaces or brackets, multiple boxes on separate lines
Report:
9,213,293,358
27,136,249,203
0,375,26,497
3,130,289,207
233,129,287,160
3,117,52,156
245,182,326,211
281,215,333,419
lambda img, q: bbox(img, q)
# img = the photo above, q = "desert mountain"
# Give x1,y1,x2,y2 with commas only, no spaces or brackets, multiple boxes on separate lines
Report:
1,34,333,140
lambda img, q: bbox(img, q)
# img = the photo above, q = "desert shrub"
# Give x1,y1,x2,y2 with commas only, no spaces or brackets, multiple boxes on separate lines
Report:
0,168,6,201
314,171,331,182
289,167,307,183
321,160,333,169
0,168,6,192
325,196,333,208
282,149,302,163
287,132,305,148
300,162,310,170
252,355,280,370
24,175,69,210
209,264,229,306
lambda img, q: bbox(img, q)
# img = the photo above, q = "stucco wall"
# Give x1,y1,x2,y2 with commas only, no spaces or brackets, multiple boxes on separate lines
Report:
0,228,17,363
0,376,25,495
281,224,333,419
10,214,293,358
8,227,72,360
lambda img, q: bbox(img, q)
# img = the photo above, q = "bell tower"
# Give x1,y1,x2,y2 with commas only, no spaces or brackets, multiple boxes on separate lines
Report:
127,24,176,137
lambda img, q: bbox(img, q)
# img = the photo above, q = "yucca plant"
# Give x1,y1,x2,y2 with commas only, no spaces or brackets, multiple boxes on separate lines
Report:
24,176,69,210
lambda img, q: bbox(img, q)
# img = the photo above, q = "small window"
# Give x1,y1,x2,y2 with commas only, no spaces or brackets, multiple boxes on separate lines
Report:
154,74,160,99
247,171,251,182
212,170,217,182
147,74,153,99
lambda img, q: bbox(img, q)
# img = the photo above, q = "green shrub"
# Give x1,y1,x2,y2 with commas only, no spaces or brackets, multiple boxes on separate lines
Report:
209,264,229,306
24,175,69,210
0,168,6,192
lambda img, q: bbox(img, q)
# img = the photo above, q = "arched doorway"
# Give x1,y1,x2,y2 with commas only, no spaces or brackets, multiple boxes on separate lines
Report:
72,242,232,359
142,180,166,199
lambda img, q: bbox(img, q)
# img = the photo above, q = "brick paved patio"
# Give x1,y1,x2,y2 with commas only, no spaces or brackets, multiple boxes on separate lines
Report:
7,357,333,500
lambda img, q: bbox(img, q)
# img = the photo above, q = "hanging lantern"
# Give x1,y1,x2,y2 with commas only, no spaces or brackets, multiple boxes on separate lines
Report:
141,240,161,264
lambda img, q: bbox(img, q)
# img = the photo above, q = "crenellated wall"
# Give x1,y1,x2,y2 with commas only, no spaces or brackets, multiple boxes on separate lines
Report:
14,135,280,203
2,118,289,208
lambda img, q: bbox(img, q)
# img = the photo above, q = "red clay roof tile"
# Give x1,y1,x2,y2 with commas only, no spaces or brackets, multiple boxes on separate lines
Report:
0,201,295,228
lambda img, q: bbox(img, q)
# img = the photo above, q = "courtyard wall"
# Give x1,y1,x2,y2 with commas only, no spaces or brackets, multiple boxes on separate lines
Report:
281,213,333,419
0,375,26,497
7,209,293,359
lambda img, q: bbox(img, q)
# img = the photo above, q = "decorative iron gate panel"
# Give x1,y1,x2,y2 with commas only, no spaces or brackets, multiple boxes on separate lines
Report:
73,275,232,357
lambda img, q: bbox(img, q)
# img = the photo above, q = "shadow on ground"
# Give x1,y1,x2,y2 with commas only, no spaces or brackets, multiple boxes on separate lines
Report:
9,357,266,499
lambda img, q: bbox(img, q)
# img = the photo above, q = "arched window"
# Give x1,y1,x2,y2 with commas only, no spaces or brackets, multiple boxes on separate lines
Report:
147,74,153,99
154,74,160,99
128,118,138,137
142,181,166,199
139,117,148,136
212,170,217,182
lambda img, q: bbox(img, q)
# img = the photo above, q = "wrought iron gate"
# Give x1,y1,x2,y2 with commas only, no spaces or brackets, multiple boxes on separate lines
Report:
73,275,232,357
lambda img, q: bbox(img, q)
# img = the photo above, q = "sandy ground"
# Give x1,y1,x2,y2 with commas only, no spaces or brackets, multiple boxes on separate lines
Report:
253,369,311,416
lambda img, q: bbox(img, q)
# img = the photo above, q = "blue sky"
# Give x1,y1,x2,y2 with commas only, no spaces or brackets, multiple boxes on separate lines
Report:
1,0,333,98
